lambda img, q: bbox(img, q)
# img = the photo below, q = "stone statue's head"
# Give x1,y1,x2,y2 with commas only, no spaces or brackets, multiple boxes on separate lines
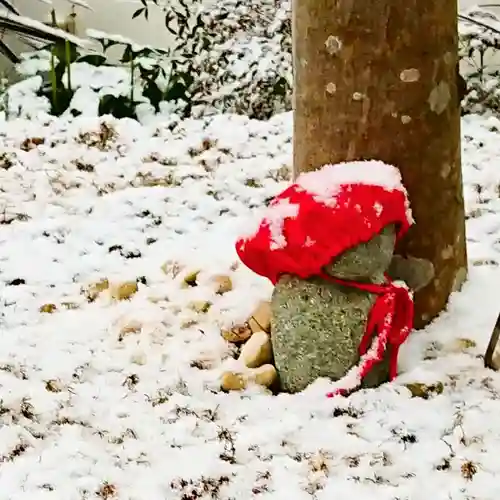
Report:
323,224,396,281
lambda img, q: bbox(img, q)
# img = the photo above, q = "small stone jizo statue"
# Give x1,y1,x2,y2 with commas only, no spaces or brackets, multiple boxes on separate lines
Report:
236,161,434,396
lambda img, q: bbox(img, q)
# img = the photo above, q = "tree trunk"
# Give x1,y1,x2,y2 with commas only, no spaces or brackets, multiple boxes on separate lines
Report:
293,0,467,328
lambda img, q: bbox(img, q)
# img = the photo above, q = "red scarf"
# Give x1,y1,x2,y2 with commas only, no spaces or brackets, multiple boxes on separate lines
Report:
320,273,414,398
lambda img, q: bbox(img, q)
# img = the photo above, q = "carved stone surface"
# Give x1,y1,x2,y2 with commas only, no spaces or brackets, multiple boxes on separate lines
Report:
270,225,396,393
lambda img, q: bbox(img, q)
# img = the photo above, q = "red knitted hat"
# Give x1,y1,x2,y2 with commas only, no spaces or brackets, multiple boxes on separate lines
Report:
236,160,413,283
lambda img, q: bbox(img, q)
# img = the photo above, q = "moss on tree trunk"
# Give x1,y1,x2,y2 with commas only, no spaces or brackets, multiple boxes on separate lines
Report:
293,0,467,328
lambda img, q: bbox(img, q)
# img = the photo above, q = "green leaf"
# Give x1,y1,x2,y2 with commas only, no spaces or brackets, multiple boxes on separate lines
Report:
132,8,145,19
142,80,163,111
38,82,74,116
98,94,138,120
77,54,108,66
120,45,134,63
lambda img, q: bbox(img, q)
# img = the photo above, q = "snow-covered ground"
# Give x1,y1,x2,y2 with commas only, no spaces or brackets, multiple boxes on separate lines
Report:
2,94,500,498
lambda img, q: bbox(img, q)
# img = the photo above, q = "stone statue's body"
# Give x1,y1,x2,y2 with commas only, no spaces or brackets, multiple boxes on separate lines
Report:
271,225,433,393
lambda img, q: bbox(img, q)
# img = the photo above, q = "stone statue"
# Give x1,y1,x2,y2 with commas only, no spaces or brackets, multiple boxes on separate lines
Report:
235,161,435,396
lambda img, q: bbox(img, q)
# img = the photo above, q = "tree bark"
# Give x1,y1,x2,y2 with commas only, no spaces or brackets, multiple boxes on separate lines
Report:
293,0,467,328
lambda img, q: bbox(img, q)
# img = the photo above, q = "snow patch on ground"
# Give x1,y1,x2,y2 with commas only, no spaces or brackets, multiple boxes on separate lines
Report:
1,110,500,498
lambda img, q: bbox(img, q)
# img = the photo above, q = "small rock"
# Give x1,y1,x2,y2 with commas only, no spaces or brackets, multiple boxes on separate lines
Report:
252,364,278,387
84,278,109,302
221,371,247,391
182,270,200,287
20,137,44,151
118,321,142,341
451,338,477,352
239,331,273,368
221,324,253,344
111,281,138,301
221,364,277,391
405,381,444,399
180,318,199,329
189,300,211,313
248,301,271,333
45,379,63,393
40,303,57,314
161,260,182,278
213,275,233,295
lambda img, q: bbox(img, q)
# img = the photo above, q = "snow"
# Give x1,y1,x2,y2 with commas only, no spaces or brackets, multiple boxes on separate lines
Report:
296,160,412,224
86,28,170,53
2,78,500,498
265,198,300,250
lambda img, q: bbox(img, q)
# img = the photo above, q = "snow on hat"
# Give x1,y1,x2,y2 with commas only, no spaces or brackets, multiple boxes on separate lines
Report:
236,160,413,284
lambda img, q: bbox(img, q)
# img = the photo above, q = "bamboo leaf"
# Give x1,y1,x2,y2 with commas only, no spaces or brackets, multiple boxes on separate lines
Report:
0,39,19,63
0,12,89,47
